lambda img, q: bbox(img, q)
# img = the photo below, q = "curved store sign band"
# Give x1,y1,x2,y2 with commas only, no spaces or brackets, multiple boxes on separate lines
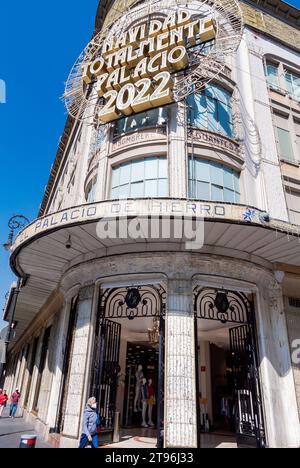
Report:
12,199,300,250
64,0,243,122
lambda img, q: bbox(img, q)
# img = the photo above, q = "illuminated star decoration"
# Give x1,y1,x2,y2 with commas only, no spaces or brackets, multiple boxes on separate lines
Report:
243,209,256,222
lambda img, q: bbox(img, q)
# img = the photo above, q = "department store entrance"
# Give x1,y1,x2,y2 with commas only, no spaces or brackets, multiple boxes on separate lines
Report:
90,284,166,448
194,287,266,448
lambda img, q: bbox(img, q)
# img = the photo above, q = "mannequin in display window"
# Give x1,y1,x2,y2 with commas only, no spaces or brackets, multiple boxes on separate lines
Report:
141,378,149,427
134,365,144,413
147,379,156,427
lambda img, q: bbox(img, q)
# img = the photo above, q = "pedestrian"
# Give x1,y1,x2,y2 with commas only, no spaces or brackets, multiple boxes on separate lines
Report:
78,397,100,449
9,389,20,418
0,390,8,418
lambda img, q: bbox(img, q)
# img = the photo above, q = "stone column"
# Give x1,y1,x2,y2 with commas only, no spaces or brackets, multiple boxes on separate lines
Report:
61,285,95,446
256,279,300,448
47,298,73,431
165,279,197,448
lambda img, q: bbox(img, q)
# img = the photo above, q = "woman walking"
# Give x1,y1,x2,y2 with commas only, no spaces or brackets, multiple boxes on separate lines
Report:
0,390,8,418
9,389,20,418
78,397,100,449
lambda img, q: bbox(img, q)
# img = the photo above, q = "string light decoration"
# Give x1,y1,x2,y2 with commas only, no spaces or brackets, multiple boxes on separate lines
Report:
64,0,243,124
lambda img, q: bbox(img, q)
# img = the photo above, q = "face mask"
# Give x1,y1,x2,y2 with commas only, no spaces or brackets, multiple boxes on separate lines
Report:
91,403,97,409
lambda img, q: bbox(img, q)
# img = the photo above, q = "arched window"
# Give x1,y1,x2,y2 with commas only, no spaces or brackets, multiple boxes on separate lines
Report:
111,157,168,199
189,158,240,203
86,179,97,203
187,84,233,138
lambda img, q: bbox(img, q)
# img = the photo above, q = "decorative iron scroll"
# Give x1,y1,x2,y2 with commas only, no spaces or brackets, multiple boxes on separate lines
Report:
99,284,167,320
193,287,252,324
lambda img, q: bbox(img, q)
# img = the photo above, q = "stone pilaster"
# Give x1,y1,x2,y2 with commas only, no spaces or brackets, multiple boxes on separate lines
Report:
47,299,73,430
168,102,187,199
165,279,197,448
256,279,300,448
61,284,95,441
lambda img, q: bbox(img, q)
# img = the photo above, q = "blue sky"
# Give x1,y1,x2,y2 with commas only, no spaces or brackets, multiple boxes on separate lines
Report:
0,0,99,328
0,0,300,330
287,0,300,7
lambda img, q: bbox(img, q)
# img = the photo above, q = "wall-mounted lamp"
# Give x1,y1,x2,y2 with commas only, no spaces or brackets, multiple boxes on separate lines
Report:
66,235,72,250
3,215,30,251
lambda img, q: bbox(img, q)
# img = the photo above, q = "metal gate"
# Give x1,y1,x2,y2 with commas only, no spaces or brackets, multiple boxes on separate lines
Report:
90,319,121,432
90,284,166,446
194,287,266,448
230,324,265,448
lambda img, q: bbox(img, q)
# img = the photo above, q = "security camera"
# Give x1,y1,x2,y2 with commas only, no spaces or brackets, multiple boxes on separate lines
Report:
259,212,270,223
66,236,72,249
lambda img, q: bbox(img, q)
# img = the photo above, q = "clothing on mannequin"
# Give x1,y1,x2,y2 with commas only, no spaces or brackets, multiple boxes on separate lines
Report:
147,379,156,427
140,378,149,427
134,365,144,412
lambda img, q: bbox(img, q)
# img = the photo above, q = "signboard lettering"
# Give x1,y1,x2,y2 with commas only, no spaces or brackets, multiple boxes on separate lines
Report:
82,10,216,123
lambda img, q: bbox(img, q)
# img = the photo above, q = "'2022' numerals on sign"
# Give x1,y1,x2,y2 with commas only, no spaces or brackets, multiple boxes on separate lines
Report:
98,72,173,123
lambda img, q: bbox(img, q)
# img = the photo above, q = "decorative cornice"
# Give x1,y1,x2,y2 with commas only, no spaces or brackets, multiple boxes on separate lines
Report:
95,0,115,32
39,116,78,216
95,0,300,32
243,0,300,28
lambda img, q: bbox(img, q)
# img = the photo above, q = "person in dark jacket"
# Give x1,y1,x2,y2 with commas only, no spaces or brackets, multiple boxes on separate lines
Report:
79,397,100,449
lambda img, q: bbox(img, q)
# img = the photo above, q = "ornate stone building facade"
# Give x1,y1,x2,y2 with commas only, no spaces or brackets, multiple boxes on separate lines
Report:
2,0,300,448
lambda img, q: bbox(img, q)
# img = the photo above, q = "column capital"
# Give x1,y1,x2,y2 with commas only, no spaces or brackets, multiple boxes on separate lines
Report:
79,284,95,301
168,278,192,293
167,279,193,317
265,274,284,301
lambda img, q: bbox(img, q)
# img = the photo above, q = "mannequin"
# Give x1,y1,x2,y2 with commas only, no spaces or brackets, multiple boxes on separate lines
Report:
134,365,144,412
147,379,156,427
140,378,149,427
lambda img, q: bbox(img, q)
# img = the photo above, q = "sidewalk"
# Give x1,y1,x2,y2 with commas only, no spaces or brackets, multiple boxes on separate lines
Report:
0,408,52,449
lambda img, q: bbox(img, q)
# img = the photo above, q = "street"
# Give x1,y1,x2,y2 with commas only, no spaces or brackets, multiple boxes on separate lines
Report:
0,408,52,449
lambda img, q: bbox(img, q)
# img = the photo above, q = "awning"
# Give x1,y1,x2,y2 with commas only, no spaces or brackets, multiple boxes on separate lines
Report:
5,199,300,346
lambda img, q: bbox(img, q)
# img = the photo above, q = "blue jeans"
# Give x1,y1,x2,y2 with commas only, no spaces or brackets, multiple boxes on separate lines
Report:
79,433,98,449
9,403,18,418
